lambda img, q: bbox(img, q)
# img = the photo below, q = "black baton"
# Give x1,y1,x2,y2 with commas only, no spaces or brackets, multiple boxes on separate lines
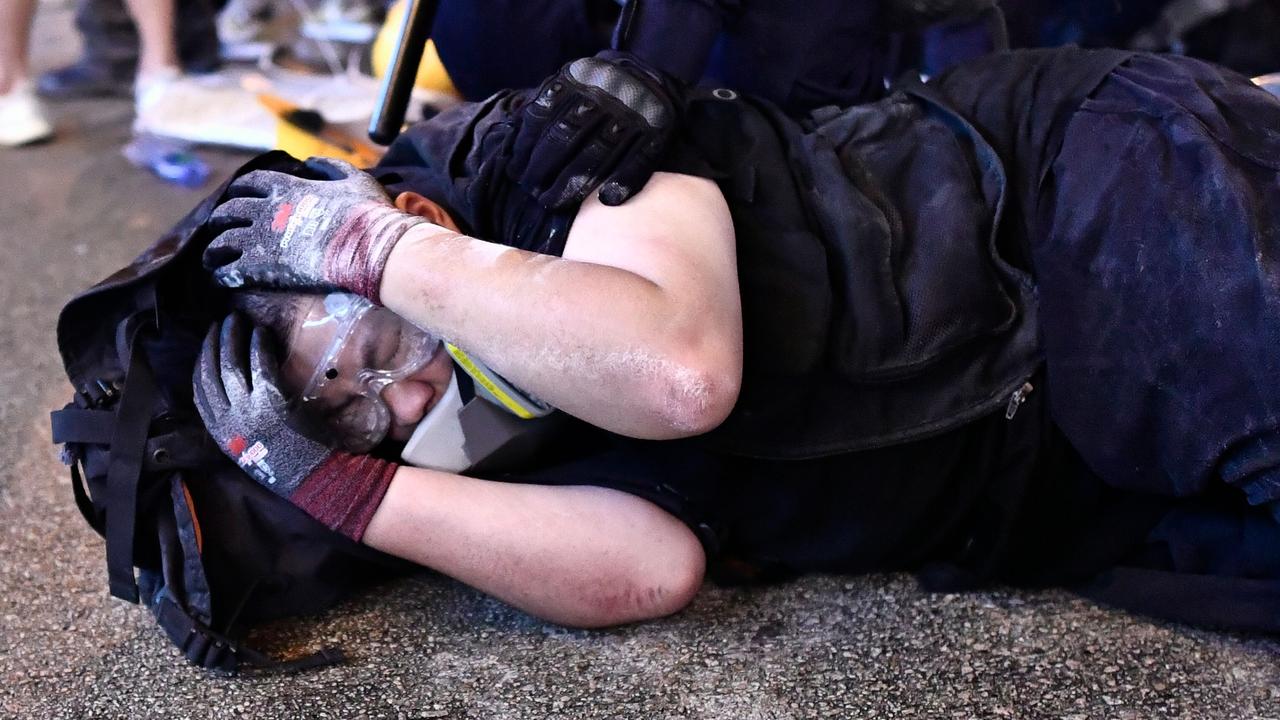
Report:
368,0,440,145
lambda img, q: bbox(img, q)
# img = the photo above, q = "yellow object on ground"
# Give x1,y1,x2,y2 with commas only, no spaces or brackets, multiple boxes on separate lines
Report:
372,0,461,98
274,119,370,166
258,92,383,167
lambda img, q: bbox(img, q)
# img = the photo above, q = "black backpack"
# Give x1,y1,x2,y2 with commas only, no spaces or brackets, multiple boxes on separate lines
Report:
49,151,410,674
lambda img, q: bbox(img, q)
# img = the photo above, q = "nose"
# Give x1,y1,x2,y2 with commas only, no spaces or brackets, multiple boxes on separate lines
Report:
381,379,435,428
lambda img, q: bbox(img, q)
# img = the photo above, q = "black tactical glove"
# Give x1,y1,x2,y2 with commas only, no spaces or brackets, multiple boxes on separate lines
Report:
506,50,682,209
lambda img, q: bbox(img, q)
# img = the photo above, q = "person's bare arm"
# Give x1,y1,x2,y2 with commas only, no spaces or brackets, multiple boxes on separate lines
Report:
361,466,706,628
379,173,742,440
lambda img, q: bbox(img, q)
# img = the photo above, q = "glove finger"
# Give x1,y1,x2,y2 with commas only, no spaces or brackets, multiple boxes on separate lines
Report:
209,197,268,224
202,227,253,272
597,136,665,207
218,313,252,400
202,213,251,239
213,261,339,292
519,108,611,200
212,263,250,289
506,97,566,185
509,91,599,190
227,170,290,199
304,156,360,180
309,156,388,197
194,322,230,421
249,326,285,402
537,122,635,208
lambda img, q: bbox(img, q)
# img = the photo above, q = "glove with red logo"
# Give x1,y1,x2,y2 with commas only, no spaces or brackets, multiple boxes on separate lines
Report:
193,312,398,542
202,157,429,303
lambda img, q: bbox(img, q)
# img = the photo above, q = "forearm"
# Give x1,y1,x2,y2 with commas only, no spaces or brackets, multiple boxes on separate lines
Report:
0,0,37,91
613,0,737,83
361,466,705,628
379,226,732,438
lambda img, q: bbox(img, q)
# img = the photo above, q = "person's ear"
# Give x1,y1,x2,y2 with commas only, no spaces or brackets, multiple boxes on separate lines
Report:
394,192,462,232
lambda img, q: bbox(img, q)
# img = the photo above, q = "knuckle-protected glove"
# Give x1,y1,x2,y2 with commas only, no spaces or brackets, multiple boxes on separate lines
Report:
507,50,682,209
202,157,428,303
193,313,399,541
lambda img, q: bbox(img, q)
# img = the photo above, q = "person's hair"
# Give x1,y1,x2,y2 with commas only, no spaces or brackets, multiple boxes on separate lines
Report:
230,291,312,351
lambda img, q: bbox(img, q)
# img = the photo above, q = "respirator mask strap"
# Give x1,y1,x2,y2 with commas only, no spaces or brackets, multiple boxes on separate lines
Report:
444,344,553,419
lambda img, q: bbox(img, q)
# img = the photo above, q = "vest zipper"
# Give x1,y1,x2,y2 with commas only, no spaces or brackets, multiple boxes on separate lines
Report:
1005,381,1035,420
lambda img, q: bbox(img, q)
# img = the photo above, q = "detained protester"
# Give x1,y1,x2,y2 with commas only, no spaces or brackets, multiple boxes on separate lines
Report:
197,46,1280,631
195,295,709,627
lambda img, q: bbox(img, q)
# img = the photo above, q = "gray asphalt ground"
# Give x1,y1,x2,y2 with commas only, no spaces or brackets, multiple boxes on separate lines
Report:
3,6,1280,720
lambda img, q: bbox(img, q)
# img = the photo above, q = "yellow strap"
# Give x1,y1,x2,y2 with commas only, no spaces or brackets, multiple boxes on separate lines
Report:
445,344,538,419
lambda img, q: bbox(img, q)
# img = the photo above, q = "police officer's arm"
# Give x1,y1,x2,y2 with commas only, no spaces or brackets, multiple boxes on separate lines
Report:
379,172,742,441
614,0,736,84
506,0,739,209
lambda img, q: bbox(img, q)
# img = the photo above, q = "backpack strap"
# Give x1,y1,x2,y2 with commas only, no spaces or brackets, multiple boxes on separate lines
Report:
50,406,117,445
104,331,160,604
70,461,105,534
152,589,347,674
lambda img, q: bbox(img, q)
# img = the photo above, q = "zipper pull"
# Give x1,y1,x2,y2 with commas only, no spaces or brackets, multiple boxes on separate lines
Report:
1005,381,1035,420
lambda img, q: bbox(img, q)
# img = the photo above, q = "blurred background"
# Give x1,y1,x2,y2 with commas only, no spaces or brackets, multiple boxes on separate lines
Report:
3,0,1279,181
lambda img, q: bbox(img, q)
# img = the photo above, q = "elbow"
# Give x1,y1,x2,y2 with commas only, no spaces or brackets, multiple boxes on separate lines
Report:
648,343,742,439
572,532,707,629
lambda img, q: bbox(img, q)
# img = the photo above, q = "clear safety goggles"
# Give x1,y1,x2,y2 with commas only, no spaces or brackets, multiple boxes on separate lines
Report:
285,293,442,452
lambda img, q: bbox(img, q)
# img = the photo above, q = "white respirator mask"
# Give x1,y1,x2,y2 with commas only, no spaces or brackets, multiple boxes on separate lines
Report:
401,344,555,473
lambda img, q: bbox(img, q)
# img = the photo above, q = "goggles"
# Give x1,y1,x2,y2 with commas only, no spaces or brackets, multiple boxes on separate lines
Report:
285,293,442,452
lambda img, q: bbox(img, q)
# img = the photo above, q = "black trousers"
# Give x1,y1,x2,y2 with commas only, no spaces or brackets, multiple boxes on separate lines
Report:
75,0,225,73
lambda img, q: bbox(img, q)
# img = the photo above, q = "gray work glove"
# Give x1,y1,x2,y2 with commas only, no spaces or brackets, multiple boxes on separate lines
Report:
202,157,428,302
193,313,333,496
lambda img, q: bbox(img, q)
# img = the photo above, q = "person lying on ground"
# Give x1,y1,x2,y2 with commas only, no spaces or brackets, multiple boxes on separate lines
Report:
196,46,1280,632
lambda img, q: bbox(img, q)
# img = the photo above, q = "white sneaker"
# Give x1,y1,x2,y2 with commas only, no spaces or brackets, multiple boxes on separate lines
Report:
132,71,277,149
0,82,54,147
134,67,183,113
133,67,186,136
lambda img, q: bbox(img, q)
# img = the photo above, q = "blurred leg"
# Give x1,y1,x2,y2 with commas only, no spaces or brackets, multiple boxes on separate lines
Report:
121,0,178,78
0,0,52,146
36,0,137,98
37,0,221,99
174,0,223,74
0,0,38,94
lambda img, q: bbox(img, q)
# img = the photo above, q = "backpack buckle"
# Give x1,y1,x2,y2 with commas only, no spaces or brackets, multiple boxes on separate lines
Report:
77,378,121,408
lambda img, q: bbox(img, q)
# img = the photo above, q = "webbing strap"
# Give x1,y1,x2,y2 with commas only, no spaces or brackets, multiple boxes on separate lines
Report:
50,407,116,445
104,340,159,604
1082,566,1280,633
153,593,347,674
69,462,104,533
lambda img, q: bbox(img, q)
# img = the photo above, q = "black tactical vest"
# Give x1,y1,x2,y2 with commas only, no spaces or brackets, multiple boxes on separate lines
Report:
374,48,1133,460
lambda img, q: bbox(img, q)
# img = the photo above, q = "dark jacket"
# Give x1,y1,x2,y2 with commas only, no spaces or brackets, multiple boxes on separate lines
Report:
374,48,1133,462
